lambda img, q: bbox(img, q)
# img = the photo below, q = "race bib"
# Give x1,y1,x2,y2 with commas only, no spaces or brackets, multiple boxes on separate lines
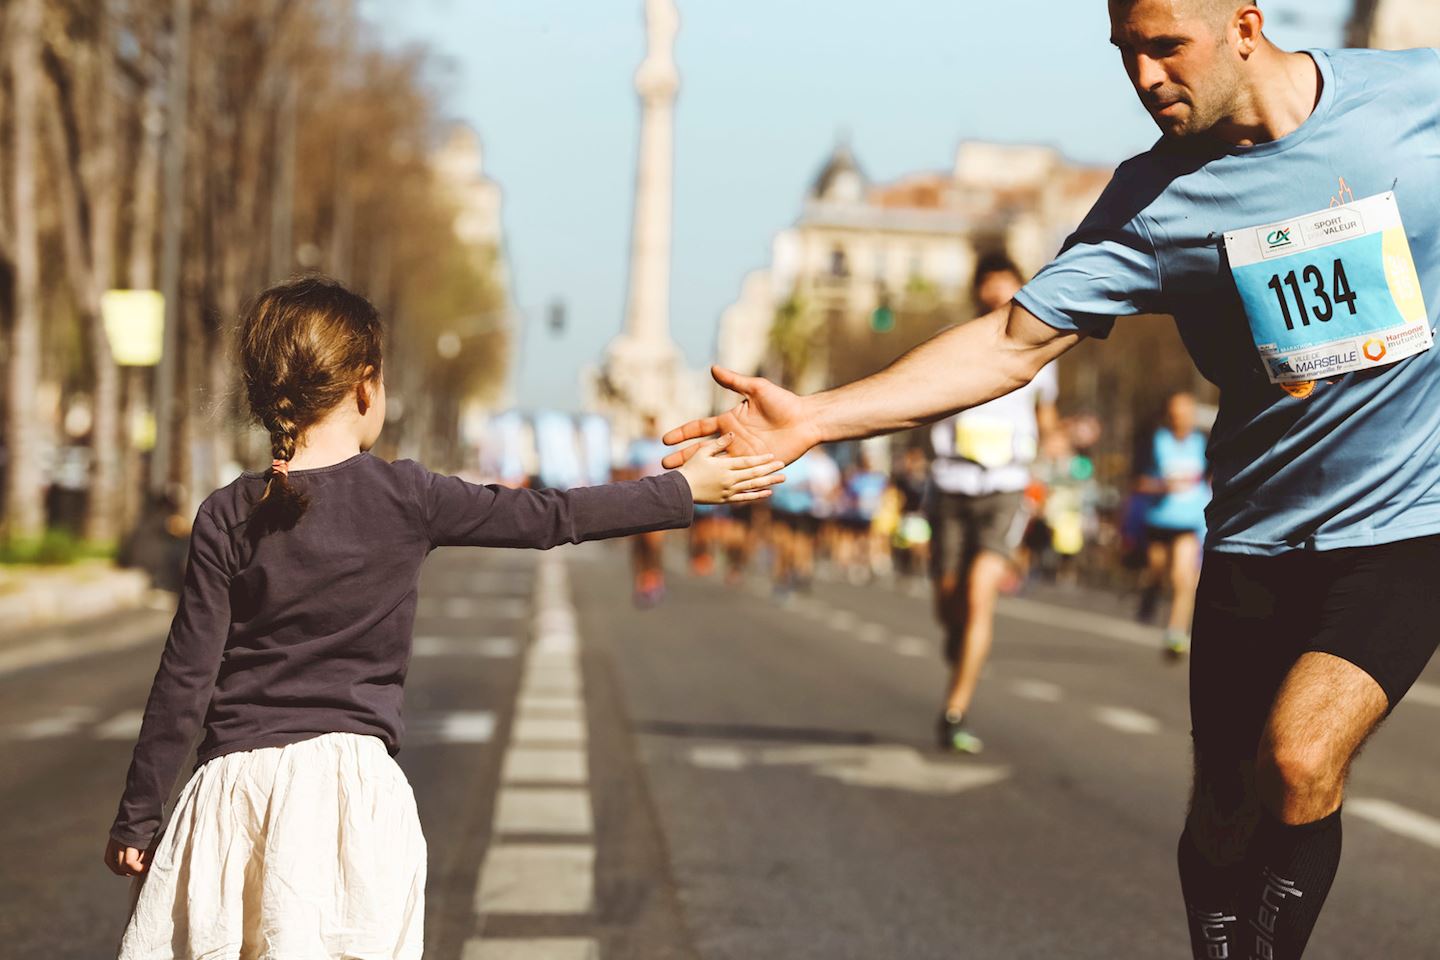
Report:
1225,192,1431,385
955,417,1019,468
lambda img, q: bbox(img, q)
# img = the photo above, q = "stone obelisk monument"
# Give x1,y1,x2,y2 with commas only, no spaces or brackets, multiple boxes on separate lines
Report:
592,0,694,443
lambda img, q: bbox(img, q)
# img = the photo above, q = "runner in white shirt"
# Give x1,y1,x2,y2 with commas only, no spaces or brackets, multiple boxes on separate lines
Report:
928,254,1059,753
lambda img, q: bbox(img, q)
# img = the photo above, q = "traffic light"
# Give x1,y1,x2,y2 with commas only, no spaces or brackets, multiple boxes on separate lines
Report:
870,303,895,333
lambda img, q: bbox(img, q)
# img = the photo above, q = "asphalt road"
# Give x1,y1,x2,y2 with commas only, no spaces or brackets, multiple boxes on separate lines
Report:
2,539,1437,959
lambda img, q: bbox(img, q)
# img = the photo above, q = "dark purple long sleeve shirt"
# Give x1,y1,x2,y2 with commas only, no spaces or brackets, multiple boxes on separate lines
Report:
109,453,693,848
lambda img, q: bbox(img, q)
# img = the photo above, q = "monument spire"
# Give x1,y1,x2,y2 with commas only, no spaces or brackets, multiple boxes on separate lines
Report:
591,0,699,440
625,0,679,344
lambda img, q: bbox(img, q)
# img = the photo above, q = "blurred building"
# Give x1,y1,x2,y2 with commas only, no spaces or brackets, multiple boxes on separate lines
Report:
1347,0,1440,47
716,140,1111,397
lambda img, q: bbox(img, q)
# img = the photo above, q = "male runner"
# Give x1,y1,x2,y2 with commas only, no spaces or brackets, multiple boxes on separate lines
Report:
930,253,1059,754
664,4,1440,956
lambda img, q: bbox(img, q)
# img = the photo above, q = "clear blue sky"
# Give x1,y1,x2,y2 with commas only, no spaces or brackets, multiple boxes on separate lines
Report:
360,0,1351,410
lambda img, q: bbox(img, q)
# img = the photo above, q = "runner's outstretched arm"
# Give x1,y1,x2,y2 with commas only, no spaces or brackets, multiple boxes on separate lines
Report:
662,302,1083,468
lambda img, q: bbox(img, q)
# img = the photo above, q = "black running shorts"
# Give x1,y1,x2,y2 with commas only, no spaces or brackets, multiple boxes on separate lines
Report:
1189,536,1440,763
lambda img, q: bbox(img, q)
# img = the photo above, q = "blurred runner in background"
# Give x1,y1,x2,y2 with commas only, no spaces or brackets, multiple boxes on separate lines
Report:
622,416,674,607
1136,391,1211,658
928,253,1059,753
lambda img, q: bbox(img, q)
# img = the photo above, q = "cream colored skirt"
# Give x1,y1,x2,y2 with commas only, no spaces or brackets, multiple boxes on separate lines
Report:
118,732,427,960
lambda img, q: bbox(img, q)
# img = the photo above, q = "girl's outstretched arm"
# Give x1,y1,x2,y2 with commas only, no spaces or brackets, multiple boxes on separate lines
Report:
406,436,781,550
105,504,234,868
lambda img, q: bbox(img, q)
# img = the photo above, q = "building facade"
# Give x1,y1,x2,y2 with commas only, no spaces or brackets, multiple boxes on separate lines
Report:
1347,0,1440,48
717,140,1111,397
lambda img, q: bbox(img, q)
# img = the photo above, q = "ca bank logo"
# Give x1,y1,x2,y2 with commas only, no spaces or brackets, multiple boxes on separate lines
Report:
1266,228,1293,250
1363,339,1387,362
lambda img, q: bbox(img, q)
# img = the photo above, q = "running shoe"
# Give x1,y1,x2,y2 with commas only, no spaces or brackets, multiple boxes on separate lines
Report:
937,711,984,754
1163,629,1190,660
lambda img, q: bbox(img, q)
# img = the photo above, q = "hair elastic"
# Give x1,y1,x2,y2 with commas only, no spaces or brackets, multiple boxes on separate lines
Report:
271,459,290,477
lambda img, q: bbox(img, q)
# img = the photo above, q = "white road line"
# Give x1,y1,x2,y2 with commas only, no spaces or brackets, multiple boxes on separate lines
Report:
461,938,599,960
502,748,588,784
8,706,99,740
412,636,519,658
1348,798,1440,850
512,717,587,745
494,787,593,836
535,631,579,654
517,701,583,722
1094,705,1162,735
518,695,583,715
1011,679,1064,703
997,595,1161,649
435,711,497,743
1405,682,1440,709
855,623,888,645
0,615,166,677
476,843,595,914
94,709,145,740
417,597,529,619
894,636,929,657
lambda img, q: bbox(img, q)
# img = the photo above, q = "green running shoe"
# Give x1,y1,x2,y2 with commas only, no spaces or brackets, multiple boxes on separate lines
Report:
1164,630,1191,660
937,711,984,754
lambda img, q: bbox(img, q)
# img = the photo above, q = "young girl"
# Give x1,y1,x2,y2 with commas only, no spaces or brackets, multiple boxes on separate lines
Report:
103,276,782,959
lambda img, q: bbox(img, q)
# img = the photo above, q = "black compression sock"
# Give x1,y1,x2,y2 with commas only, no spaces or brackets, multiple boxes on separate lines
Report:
1177,827,1242,959
1240,808,1343,960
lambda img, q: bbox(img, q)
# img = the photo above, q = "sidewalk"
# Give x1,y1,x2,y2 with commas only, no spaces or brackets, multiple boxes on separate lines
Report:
0,562,175,676
0,561,151,630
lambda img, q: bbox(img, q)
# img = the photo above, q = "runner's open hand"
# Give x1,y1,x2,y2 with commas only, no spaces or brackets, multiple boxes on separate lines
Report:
662,367,820,469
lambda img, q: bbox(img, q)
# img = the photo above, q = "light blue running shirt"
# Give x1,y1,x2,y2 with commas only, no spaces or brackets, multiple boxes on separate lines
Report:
1145,428,1210,534
1015,48,1440,555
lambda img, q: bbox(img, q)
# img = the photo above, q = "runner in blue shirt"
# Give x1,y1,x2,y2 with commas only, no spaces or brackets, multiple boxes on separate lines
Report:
1136,391,1211,657
663,4,1440,955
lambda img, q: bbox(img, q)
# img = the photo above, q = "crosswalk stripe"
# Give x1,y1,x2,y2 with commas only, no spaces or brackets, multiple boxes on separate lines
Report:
475,843,594,915
512,717,586,745
502,748,587,784
495,787,593,836
412,636,519,658
461,939,599,960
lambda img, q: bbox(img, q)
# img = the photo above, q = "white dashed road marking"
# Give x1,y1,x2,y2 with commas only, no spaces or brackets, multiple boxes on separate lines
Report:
1011,679,1064,703
1348,798,1440,850
494,787,593,836
475,843,595,914
1094,705,1162,735
502,748,588,784
470,554,601,956
462,939,600,960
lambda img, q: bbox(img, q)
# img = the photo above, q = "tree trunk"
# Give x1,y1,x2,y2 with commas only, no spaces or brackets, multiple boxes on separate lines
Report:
123,63,164,533
4,0,47,542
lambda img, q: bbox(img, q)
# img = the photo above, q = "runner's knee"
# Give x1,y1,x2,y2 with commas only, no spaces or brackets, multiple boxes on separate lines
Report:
1255,738,1344,823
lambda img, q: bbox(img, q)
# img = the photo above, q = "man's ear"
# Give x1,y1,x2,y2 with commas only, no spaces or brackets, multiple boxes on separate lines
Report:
1234,6,1263,58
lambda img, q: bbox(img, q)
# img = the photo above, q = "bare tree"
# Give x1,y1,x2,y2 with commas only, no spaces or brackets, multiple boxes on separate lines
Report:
4,0,46,542
42,0,125,543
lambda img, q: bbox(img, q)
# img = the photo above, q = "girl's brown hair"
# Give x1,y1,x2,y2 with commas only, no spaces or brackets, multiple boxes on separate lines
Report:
239,276,384,531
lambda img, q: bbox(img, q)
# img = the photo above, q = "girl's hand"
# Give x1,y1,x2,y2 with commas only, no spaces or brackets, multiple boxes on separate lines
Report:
104,836,149,878
676,433,786,505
